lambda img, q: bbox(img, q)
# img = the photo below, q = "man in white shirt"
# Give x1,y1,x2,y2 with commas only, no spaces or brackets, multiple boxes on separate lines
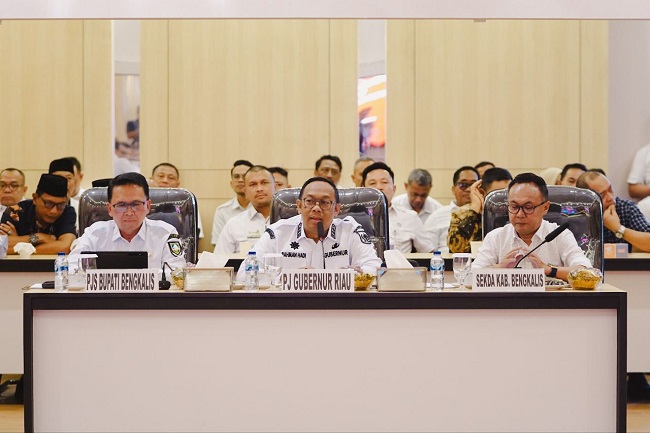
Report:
424,166,480,252
211,160,253,245
0,168,28,214
66,157,86,222
68,172,186,272
215,166,275,254
362,162,433,253
473,172,591,280
628,143,650,200
314,155,343,186
392,168,442,225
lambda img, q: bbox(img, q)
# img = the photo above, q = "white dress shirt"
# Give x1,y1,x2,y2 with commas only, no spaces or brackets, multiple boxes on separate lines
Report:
214,207,269,254
472,220,592,270
389,205,434,253
392,193,443,225
628,144,650,186
211,197,250,244
423,200,458,253
70,187,85,231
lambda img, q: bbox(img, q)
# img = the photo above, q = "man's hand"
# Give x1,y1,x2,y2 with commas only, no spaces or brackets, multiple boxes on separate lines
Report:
603,204,621,232
523,251,546,269
0,221,17,236
469,179,484,214
495,248,525,268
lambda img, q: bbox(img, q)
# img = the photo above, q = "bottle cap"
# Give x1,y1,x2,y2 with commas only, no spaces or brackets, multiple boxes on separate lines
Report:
248,250,256,255
57,252,65,256
433,251,441,256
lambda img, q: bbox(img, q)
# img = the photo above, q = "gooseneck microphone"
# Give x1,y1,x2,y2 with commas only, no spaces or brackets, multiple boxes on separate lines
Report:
514,222,570,269
317,221,326,240
159,262,173,290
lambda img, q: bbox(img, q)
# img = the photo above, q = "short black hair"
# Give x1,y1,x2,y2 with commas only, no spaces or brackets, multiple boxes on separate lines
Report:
474,161,495,170
361,162,394,186
315,155,342,172
299,176,340,203
559,163,587,181
268,166,288,179
152,162,180,178
108,172,150,202
231,160,253,177
66,156,82,172
508,172,548,201
453,166,480,185
482,167,513,190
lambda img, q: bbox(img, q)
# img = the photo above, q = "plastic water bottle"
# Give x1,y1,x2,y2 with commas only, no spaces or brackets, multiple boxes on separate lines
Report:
54,252,69,292
430,251,444,291
244,251,260,292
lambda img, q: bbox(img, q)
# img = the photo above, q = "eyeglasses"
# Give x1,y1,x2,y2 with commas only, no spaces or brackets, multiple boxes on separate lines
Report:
39,197,67,211
507,201,548,215
302,198,335,211
0,182,23,191
455,182,473,190
111,201,146,213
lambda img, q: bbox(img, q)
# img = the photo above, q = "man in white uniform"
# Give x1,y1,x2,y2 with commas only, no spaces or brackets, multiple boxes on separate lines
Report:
237,177,381,280
362,162,433,253
216,166,275,254
211,160,253,244
392,168,442,225
628,143,650,200
472,172,591,280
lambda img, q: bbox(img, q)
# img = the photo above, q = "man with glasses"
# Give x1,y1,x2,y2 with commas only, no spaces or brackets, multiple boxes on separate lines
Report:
211,160,253,245
314,155,343,186
68,172,186,271
0,174,76,254
0,168,28,214
472,173,590,280
236,176,381,280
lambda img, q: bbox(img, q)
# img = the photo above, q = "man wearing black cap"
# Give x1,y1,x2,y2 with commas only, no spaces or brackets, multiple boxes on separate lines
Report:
0,173,77,254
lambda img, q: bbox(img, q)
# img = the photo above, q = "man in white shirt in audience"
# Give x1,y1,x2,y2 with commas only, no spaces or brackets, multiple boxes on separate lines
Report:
628,143,650,201
314,155,343,186
424,165,479,252
362,162,433,253
350,156,374,187
392,168,442,225
269,166,291,190
215,166,275,254
555,163,587,187
0,168,28,214
211,160,253,245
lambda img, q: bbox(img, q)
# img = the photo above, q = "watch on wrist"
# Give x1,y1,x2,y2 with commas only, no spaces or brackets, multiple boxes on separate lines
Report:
615,225,626,239
29,233,39,246
548,266,558,279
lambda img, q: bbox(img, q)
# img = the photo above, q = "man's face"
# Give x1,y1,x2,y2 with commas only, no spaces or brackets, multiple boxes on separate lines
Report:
351,160,373,187
315,159,341,185
557,168,585,187
107,184,151,235
152,165,180,188
245,170,275,210
452,170,479,206
33,193,68,225
585,174,616,209
51,170,77,198
364,169,396,205
297,181,341,238
71,165,83,196
1,170,27,207
404,182,431,213
272,172,289,190
507,183,550,239
230,165,249,196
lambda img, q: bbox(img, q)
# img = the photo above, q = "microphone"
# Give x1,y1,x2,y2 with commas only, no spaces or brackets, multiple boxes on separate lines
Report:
317,221,326,240
514,222,570,268
159,261,173,290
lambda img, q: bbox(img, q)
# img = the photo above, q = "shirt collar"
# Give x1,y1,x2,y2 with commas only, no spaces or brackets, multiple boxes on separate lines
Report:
112,218,147,242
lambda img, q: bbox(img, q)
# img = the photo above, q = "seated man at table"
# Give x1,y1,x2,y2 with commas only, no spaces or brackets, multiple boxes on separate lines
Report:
472,173,591,281
0,173,77,254
68,172,186,271
236,176,381,280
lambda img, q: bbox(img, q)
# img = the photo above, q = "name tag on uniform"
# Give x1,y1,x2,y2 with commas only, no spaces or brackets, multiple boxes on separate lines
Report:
86,269,160,291
281,269,355,292
472,268,545,292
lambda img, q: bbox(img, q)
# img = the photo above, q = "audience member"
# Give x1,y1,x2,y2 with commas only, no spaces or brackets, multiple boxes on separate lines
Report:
556,163,587,186
236,177,381,280
314,155,342,185
0,168,28,214
0,174,76,254
211,160,253,244
350,156,374,187
114,140,139,175
539,166,562,186
127,106,140,148
392,168,442,224
269,167,291,190
474,161,495,178
447,167,513,253
628,144,650,200
66,157,85,217
215,166,275,254
362,162,433,253
473,173,591,280
48,158,80,229
424,166,480,252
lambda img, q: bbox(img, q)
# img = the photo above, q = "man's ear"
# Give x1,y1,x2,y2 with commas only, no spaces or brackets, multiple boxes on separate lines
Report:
404,182,409,191
333,203,341,217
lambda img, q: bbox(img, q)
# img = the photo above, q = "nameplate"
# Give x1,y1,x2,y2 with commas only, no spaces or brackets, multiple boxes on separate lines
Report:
281,269,355,292
85,269,160,292
472,268,545,292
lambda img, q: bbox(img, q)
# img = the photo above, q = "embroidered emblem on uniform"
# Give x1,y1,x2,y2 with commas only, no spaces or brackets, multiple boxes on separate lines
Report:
354,226,372,244
297,222,302,238
265,228,276,239
290,241,300,250
331,224,337,239
332,243,339,249
167,235,183,257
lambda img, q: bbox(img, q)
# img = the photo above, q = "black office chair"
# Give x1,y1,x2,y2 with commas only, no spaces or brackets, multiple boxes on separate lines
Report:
270,187,390,261
482,185,604,272
78,187,199,263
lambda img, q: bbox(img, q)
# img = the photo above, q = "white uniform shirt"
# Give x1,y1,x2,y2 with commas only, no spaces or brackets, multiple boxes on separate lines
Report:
70,187,85,231
68,218,186,272
389,205,434,253
211,197,250,244
392,193,443,225
628,144,650,186
214,207,269,254
236,215,382,280
472,220,592,270
423,201,458,253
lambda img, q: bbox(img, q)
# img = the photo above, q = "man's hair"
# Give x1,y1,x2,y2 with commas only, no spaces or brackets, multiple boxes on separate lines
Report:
452,166,480,185
0,167,26,184
230,160,253,177
361,162,394,186
65,157,82,173
244,165,273,182
482,167,513,191
559,163,588,180
152,162,180,178
108,172,150,202
268,166,288,179
576,170,606,189
353,156,374,168
299,176,340,203
315,155,342,172
407,168,432,187
590,168,607,176
474,161,495,171
508,172,548,201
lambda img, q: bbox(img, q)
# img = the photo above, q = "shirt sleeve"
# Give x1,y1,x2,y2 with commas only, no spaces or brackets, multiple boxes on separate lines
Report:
410,214,434,253
214,219,236,254
67,230,98,272
447,208,480,254
472,230,500,269
628,145,650,185
53,206,78,238
557,230,592,268
211,208,228,245
625,202,650,233
347,221,382,274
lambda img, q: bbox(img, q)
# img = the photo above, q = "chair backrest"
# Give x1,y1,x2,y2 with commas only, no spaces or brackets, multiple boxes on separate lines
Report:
270,187,390,260
78,187,199,263
482,185,604,272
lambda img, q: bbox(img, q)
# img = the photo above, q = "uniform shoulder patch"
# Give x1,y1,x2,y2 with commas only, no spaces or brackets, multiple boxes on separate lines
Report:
167,234,183,257
265,227,276,239
354,226,372,244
